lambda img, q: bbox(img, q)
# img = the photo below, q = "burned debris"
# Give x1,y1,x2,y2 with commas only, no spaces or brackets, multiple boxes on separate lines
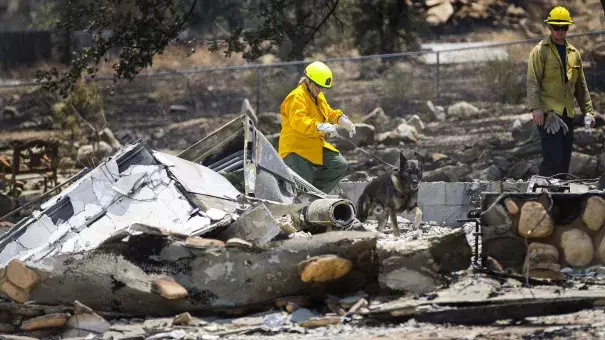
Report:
1,114,605,338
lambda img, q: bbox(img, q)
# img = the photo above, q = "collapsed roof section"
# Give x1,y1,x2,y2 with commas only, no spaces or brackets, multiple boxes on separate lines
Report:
0,115,356,266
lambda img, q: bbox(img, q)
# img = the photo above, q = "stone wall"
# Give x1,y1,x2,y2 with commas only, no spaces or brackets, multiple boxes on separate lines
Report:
480,192,605,280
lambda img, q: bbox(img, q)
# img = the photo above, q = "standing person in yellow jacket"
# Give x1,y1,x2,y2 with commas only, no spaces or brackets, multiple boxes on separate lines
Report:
278,61,356,194
526,6,595,178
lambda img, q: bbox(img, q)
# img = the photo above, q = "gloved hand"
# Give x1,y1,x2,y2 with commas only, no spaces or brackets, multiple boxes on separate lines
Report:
556,114,569,135
544,111,568,135
544,110,558,134
317,123,338,138
338,115,356,138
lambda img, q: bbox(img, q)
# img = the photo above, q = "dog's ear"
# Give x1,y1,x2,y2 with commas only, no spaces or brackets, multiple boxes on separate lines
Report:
413,151,421,160
399,152,408,167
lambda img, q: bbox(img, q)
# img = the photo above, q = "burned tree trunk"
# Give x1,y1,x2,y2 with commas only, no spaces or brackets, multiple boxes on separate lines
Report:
18,231,378,316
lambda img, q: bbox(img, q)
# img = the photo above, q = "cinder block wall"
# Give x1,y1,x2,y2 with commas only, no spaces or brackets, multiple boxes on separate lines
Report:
339,181,528,227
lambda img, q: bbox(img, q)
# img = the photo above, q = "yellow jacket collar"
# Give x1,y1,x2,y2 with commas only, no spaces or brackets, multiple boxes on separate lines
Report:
543,36,577,52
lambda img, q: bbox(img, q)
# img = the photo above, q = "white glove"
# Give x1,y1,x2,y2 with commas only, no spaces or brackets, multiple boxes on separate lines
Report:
557,115,569,135
544,111,568,135
338,115,356,138
317,123,338,138
544,111,559,134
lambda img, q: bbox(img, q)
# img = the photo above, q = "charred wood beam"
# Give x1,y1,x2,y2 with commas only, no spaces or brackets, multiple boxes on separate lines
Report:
19,231,378,317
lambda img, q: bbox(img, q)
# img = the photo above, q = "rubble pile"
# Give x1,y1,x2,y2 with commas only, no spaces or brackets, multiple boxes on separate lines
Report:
2,114,605,338
0,115,476,338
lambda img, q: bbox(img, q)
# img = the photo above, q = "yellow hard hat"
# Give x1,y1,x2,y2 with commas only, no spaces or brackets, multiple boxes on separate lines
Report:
544,6,574,25
304,61,333,88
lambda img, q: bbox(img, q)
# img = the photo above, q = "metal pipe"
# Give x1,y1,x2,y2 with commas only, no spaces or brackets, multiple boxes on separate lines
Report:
213,155,245,172
219,160,244,174
303,198,356,229
207,150,245,170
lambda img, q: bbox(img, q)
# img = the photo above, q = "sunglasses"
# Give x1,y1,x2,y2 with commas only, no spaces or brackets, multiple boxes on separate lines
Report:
550,25,569,31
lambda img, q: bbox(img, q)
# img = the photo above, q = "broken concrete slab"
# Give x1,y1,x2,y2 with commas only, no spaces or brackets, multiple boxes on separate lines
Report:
172,312,193,326
218,203,282,246
66,312,111,334
377,229,472,293
366,275,605,324
9,231,377,316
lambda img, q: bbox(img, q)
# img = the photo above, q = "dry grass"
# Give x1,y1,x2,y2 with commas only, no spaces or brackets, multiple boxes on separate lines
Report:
99,44,249,74
481,57,526,105
0,43,251,80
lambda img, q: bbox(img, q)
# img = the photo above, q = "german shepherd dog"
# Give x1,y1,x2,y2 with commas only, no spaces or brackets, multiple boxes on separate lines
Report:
356,152,423,236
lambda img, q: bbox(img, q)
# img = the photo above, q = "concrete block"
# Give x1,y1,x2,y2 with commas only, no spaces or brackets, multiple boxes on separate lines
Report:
444,183,471,206
501,181,528,193
419,182,446,205
419,205,467,226
339,180,529,227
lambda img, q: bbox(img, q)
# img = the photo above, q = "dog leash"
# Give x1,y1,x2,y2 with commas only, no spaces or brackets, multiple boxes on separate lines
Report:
336,135,396,169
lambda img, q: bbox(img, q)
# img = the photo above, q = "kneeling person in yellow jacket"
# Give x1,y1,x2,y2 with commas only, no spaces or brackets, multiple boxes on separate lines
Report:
278,61,355,194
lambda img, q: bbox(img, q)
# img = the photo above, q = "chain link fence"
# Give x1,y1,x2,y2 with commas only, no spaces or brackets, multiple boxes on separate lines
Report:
93,29,605,121
1,30,605,126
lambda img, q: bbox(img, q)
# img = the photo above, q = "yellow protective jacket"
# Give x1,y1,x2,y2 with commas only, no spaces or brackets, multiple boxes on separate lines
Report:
278,84,343,165
526,36,593,118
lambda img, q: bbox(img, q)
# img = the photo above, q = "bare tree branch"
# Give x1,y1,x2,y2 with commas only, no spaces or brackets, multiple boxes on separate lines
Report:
304,0,339,45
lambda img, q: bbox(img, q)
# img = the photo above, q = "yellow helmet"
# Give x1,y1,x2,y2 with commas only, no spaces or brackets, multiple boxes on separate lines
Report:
544,6,574,25
304,61,333,88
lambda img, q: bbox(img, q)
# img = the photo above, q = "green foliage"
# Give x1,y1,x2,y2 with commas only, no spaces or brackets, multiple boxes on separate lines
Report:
29,2,58,30
188,0,246,38
34,0,430,98
51,102,82,143
210,0,341,61
65,80,106,129
51,81,106,155
36,0,199,97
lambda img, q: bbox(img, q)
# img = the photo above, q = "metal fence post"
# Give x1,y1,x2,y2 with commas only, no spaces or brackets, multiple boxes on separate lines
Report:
255,66,261,115
436,51,440,105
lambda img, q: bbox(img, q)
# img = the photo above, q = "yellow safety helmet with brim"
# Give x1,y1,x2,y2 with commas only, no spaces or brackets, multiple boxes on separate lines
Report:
304,61,333,89
544,6,574,25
